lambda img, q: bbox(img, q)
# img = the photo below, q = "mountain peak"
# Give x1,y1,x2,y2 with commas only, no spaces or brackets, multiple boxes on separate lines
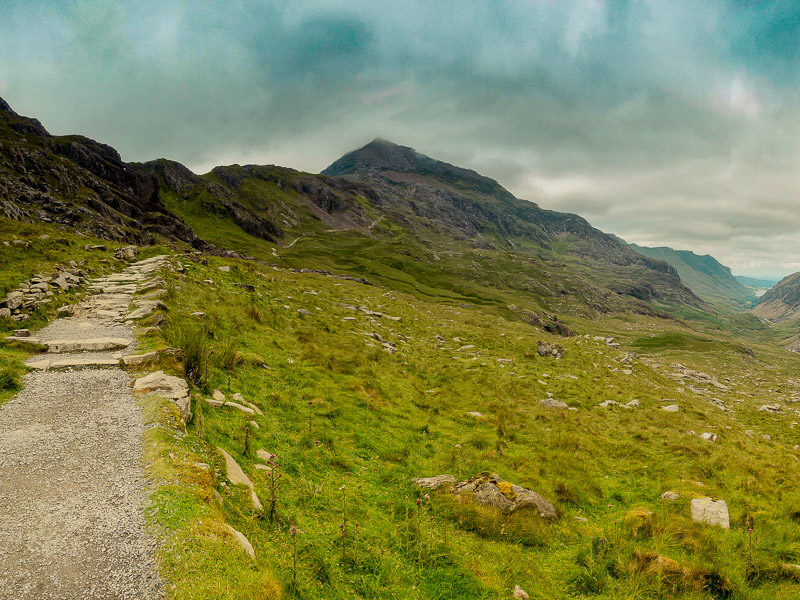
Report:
321,138,510,198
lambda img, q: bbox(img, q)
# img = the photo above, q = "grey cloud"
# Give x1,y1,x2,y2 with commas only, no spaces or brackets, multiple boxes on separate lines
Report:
1,0,800,276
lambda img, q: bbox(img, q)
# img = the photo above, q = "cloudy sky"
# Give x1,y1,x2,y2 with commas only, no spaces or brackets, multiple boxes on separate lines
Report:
1,1,799,277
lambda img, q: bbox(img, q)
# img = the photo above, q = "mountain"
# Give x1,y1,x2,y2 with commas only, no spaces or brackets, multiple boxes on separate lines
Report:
0,98,703,319
0,97,202,247
629,244,754,309
146,138,703,315
751,271,800,321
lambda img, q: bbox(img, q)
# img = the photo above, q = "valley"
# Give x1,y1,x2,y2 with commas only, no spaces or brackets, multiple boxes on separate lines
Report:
1,97,800,599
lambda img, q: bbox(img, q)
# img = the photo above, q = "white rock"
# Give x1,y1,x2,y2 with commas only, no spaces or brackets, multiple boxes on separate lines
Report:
700,432,717,442
213,389,226,402
661,404,680,412
690,497,729,528
218,266,230,272
661,491,681,501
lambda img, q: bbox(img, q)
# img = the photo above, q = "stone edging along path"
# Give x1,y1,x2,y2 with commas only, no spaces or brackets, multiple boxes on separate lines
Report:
0,255,169,600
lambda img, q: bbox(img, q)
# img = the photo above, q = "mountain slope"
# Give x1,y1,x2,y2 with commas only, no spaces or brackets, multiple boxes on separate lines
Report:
147,139,703,317
0,96,201,247
752,271,800,321
0,98,703,320
630,244,754,309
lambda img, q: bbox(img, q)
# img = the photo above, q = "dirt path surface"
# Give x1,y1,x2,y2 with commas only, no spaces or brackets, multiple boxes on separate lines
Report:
0,256,169,600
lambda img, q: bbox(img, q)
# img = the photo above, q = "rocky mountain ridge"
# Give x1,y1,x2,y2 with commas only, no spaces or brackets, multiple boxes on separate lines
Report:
0,98,703,317
0,96,200,247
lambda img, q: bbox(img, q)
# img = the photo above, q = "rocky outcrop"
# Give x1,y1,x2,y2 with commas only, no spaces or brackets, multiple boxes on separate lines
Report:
0,263,85,322
414,472,557,521
0,96,205,247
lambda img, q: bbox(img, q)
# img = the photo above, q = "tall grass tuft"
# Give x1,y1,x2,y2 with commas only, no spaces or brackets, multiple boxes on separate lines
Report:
0,358,21,392
165,321,214,390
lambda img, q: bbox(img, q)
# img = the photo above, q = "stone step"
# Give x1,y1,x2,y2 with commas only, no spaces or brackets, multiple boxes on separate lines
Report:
26,357,121,370
45,337,131,353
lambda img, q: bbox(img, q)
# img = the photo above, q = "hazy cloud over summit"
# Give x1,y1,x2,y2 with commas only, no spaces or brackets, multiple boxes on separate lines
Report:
1,0,799,276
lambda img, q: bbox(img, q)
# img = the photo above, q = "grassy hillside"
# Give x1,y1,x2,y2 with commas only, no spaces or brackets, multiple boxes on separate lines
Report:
630,244,755,310
129,252,800,599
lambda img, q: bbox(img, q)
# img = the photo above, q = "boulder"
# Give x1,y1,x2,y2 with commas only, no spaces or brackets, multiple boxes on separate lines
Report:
660,491,681,501
758,404,782,414
3,292,23,310
412,475,456,490
661,404,680,412
453,473,557,520
0,308,10,319
213,389,226,401
114,245,138,261
690,497,729,528
540,398,567,410
133,371,190,421
218,265,230,272
700,432,717,442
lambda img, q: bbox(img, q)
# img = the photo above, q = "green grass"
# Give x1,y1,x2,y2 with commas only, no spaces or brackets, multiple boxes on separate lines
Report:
138,254,800,599
3,215,800,598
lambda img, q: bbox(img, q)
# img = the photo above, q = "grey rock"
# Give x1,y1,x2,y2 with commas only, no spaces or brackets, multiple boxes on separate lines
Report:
690,497,729,528
453,473,557,520
3,291,23,310
218,448,262,511
133,371,190,422
661,404,680,412
661,491,681,501
540,398,568,410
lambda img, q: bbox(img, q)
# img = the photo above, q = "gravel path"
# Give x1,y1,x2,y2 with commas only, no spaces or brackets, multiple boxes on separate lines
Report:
0,257,168,599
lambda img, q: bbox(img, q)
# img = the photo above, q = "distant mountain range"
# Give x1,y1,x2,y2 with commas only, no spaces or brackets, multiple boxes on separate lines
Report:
0,97,706,322
629,244,754,309
735,275,779,289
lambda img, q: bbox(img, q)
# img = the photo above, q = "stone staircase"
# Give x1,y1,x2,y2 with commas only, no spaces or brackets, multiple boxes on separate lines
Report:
16,255,170,371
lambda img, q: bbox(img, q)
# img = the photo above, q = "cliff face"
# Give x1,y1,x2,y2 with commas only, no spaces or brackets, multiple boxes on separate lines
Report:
0,96,201,246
